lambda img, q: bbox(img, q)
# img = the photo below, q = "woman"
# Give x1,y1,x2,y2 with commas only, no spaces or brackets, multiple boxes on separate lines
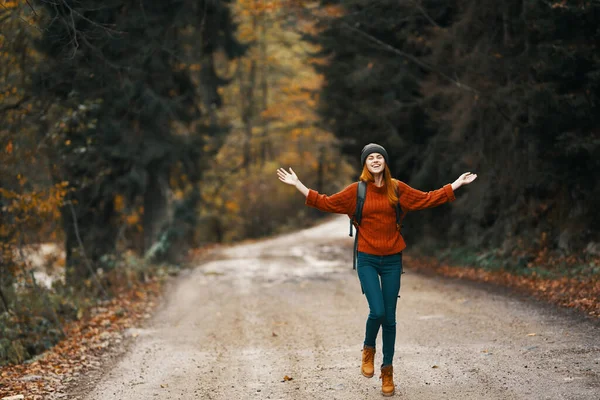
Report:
277,143,477,397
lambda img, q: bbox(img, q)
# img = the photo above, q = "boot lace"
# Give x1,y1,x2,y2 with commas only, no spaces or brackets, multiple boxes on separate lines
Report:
380,367,394,387
363,348,374,364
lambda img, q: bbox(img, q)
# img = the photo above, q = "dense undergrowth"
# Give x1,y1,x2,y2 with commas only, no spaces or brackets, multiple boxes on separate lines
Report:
0,255,179,367
432,246,600,281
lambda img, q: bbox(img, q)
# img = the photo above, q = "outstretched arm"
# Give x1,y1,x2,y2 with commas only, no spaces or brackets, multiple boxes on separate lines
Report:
399,172,477,212
277,167,309,197
277,167,356,214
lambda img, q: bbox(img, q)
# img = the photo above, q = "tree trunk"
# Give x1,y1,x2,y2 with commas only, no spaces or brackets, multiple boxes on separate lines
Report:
316,146,325,194
259,15,271,165
143,165,168,253
240,14,258,169
62,192,93,287
502,3,511,47
62,186,117,286
0,285,9,313
200,53,220,128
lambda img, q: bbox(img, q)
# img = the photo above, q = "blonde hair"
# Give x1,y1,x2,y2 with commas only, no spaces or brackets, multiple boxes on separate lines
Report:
359,164,398,207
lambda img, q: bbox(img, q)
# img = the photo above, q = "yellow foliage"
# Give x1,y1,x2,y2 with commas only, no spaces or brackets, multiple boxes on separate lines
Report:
114,194,125,212
194,0,354,245
18,174,27,186
126,214,140,225
278,151,301,166
225,201,240,212
318,5,345,18
173,189,185,200
238,25,257,42
0,182,69,237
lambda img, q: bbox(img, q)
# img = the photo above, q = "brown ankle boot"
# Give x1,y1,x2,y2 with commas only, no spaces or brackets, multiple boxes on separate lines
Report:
361,346,376,378
380,364,395,396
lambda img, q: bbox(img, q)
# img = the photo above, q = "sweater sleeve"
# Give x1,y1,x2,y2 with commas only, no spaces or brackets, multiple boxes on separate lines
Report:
397,181,455,212
305,182,357,215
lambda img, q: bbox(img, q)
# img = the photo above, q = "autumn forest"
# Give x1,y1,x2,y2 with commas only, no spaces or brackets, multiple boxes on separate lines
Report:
1,0,599,383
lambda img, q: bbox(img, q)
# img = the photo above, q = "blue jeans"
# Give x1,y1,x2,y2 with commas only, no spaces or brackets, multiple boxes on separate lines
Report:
356,251,403,366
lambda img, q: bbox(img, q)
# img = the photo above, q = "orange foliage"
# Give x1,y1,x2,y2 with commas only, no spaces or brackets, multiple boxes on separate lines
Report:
238,0,281,17
406,255,600,318
0,279,163,399
0,183,69,219
319,4,345,18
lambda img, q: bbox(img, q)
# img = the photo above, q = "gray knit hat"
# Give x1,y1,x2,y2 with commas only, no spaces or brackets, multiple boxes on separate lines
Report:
360,143,389,165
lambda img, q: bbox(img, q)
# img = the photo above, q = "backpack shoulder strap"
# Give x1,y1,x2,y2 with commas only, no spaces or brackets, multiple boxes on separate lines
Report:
394,181,404,231
355,180,367,226
350,181,367,271
349,181,367,237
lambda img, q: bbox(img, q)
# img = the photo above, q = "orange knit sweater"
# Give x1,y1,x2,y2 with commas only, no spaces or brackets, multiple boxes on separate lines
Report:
306,180,455,255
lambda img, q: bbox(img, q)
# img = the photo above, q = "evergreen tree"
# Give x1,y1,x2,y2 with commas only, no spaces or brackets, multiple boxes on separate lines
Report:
33,0,243,284
309,0,454,176
311,0,600,256
423,0,600,250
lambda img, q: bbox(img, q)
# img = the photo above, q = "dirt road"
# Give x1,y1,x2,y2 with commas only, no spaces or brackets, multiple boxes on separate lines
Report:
76,216,599,399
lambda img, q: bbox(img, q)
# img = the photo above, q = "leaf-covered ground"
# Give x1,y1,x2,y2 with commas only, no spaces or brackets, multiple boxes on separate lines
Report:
406,255,600,318
0,279,162,400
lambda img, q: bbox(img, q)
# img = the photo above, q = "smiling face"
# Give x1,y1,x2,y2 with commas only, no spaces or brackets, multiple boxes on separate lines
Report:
365,152,385,175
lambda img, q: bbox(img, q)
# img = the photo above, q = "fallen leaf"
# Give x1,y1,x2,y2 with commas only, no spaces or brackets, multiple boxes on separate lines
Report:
272,332,278,337
282,375,293,382
432,365,439,369
160,384,168,388
0,280,163,400
527,333,537,336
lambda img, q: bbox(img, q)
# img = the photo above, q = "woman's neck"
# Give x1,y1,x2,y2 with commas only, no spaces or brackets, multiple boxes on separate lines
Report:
373,173,384,187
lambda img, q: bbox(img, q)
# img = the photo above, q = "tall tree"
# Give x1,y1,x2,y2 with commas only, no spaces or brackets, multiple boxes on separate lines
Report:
307,0,453,175
310,0,600,257
33,0,243,284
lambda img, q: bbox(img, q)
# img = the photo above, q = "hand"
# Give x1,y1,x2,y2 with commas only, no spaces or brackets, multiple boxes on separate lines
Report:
452,172,477,190
277,167,299,186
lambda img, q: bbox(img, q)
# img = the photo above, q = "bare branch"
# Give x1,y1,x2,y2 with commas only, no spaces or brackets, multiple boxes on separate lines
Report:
408,0,440,28
0,95,31,114
339,21,480,94
24,0,38,16
59,0,123,36
68,203,109,298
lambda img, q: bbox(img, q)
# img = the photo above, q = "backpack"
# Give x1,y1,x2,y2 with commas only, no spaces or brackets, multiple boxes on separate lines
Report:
349,181,403,270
